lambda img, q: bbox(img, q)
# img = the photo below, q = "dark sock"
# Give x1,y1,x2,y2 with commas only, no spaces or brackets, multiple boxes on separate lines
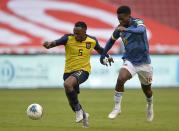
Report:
65,90,81,111
74,85,80,94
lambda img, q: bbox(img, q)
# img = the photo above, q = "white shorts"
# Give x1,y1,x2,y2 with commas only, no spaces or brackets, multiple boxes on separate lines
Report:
121,60,153,85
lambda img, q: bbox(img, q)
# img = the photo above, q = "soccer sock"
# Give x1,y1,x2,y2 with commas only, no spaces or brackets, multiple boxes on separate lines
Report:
66,95,75,112
114,91,123,109
66,90,82,112
146,96,153,105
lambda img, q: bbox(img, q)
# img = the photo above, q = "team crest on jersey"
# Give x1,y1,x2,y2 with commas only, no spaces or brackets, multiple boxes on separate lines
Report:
86,42,91,49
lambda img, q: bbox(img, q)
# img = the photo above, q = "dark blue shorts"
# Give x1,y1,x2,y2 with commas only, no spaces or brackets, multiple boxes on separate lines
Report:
63,70,89,93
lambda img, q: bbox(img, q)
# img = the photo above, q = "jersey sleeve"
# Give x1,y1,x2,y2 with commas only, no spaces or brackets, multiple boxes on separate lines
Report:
94,38,101,50
94,37,110,57
125,19,146,34
55,34,68,46
125,26,146,34
111,28,120,40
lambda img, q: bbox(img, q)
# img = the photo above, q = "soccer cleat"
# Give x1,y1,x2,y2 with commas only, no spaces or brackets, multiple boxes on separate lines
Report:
82,112,89,128
108,108,121,119
147,103,154,122
75,109,83,123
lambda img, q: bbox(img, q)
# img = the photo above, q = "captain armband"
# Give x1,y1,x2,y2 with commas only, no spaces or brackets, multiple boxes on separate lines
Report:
111,35,117,40
136,20,145,27
111,28,120,40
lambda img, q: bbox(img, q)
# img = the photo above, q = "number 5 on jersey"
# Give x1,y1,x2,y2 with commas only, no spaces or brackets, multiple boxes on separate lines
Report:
78,49,83,56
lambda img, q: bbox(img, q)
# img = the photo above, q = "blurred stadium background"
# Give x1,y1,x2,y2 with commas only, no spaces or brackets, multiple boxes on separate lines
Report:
0,0,179,131
0,0,179,88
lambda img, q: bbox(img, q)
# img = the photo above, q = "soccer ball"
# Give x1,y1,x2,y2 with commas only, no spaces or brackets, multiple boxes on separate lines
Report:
26,103,43,120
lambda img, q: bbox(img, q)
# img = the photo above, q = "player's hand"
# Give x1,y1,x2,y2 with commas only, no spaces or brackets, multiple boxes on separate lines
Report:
43,41,51,49
107,55,114,66
100,54,108,66
100,54,114,66
117,26,126,32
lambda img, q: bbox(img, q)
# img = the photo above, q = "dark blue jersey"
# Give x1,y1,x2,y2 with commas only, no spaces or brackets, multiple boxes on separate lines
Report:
103,18,151,65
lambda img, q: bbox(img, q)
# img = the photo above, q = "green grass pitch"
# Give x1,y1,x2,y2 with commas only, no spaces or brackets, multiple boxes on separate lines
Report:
0,88,179,131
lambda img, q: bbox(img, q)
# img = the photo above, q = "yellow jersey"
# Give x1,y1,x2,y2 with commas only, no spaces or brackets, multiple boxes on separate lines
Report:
56,34,99,73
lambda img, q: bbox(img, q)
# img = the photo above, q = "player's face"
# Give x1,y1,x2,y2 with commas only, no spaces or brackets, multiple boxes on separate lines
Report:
73,27,86,42
117,13,130,26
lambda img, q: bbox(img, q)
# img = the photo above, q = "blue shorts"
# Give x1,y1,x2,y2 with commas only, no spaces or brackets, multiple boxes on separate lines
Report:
63,70,89,93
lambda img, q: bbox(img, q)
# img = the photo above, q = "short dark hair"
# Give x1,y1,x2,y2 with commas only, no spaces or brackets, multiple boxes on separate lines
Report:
117,5,131,15
74,21,87,30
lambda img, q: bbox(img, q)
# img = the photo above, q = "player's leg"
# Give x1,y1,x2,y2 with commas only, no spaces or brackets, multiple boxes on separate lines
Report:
63,73,81,112
63,73,78,112
64,75,82,113
142,84,154,122
142,84,154,121
137,64,154,121
71,71,89,127
108,60,135,119
63,71,89,124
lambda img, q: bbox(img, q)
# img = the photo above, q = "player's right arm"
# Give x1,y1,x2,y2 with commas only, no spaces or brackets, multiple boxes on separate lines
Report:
100,28,120,65
103,28,120,55
43,34,68,49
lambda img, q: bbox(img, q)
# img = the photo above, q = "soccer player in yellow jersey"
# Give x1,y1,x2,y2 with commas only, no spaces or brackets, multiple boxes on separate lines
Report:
43,21,113,127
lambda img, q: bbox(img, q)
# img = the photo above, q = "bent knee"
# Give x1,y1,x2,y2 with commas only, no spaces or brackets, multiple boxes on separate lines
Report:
117,76,128,84
64,81,73,90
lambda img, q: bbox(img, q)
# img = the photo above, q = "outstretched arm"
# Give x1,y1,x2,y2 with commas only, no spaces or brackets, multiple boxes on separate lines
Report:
94,41,104,55
99,28,120,65
101,38,116,55
102,28,120,55
94,39,114,66
43,34,68,49
94,37,110,56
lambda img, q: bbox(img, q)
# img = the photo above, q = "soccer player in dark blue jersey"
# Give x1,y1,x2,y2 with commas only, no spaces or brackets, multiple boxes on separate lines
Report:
100,6,154,122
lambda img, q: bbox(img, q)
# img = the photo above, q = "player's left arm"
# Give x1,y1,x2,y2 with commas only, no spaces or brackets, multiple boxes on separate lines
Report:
94,38,107,55
119,19,146,34
94,39,114,66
